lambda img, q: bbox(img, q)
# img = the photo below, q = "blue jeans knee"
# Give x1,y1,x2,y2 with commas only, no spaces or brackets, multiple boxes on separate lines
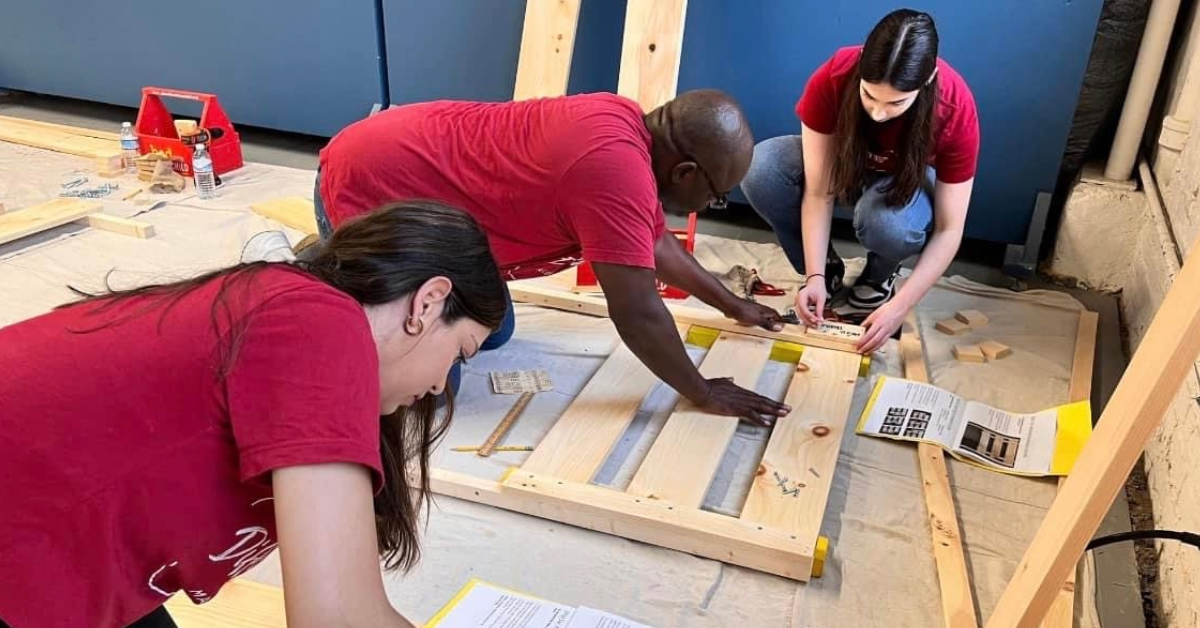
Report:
853,169,936,265
740,135,808,274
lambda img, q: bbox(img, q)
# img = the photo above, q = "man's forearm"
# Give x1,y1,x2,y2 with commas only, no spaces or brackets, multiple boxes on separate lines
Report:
610,300,710,402
654,232,742,312
894,228,962,310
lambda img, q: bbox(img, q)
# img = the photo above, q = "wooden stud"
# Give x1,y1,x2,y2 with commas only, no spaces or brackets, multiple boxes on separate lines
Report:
936,318,971,336
616,0,688,112
740,347,860,550
0,198,101,246
902,316,980,628
165,578,285,628
250,197,319,236
522,325,688,482
509,283,861,353
986,233,1200,628
627,332,774,507
953,344,986,364
955,310,989,327
0,116,122,159
512,0,583,100
80,213,156,239
979,340,1012,360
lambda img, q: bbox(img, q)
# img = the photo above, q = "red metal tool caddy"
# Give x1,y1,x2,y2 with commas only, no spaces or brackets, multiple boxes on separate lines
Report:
575,212,699,300
134,87,243,177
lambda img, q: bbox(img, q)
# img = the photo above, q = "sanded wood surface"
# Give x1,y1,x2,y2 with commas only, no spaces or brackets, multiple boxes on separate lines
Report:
627,332,774,508
0,198,101,246
740,347,859,541
513,0,582,100
521,324,689,482
431,468,816,580
1040,310,1098,628
165,579,285,628
987,233,1200,628
0,115,121,158
250,197,318,236
902,316,979,628
616,0,688,111
509,283,861,352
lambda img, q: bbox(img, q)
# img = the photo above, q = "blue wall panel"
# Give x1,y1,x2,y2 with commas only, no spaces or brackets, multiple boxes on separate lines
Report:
677,1,1105,244
0,0,381,137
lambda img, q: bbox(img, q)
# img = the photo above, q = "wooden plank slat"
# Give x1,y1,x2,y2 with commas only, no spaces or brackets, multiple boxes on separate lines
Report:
0,199,101,246
165,579,285,628
0,115,120,141
522,324,688,482
250,197,318,236
986,232,1200,628
81,213,156,239
617,0,688,112
626,332,774,508
0,116,120,159
431,468,816,580
740,347,859,537
509,283,863,353
1040,310,1099,628
902,315,980,628
513,0,582,100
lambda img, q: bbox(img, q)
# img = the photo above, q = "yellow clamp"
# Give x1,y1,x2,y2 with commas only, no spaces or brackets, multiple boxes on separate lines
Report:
811,536,830,578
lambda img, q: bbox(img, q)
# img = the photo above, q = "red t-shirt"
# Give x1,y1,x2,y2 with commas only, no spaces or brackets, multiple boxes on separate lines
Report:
0,267,382,628
318,93,667,281
797,45,980,183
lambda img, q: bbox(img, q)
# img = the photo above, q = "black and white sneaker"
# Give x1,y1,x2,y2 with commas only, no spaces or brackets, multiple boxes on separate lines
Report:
848,253,900,310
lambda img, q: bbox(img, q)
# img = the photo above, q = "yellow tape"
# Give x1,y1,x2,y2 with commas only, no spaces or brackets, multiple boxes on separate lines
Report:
1050,401,1093,475
686,326,720,349
856,376,889,433
770,340,805,363
424,578,483,627
812,536,830,578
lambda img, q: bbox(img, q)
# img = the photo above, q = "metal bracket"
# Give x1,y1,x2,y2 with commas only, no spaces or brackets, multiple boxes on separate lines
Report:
1003,191,1053,284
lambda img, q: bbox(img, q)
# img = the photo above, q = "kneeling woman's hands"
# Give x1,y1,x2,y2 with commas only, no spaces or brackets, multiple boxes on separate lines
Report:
857,300,906,354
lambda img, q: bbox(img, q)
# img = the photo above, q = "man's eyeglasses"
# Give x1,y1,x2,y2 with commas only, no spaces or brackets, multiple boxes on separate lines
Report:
687,155,729,210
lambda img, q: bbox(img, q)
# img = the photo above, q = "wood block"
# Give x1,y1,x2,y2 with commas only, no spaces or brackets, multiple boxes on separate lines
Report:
953,344,986,363
81,213,155,239
954,309,989,327
97,168,125,178
0,202,5,214
0,198,100,246
250,197,318,236
979,340,1012,360
95,155,125,172
936,318,971,335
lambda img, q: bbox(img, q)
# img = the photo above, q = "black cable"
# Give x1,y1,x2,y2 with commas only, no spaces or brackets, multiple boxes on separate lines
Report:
1087,529,1200,551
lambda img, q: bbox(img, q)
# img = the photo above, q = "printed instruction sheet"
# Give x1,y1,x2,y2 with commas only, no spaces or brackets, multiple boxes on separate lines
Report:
426,579,657,628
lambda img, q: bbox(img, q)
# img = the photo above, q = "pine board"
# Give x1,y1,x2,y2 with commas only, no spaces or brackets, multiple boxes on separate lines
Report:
513,0,582,100
0,199,102,246
165,579,285,628
616,0,688,111
250,197,318,236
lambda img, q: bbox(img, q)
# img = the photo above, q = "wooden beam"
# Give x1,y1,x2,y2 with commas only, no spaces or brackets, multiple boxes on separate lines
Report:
1040,310,1099,628
902,315,980,628
508,283,863,353
617,0,688,112
513,0,582,100
166,579,285,628
739,347,860,543
431,468,816,580
986,233,1200,628
0,199,101,246
521,325,689,482
0,116,121,159
250,197,318,236
80,213,156,239
0,115,120,141
627,332,773,507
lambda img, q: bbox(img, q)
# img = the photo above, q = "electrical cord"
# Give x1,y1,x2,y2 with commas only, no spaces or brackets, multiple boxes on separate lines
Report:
1087,529,1200,551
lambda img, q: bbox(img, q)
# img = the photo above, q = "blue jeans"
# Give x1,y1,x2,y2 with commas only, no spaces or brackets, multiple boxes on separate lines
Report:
311,170,517,394
739,135,935,282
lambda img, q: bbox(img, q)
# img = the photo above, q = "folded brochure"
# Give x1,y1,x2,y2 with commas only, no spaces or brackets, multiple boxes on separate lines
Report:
426,578,659,628
856,376,1092,476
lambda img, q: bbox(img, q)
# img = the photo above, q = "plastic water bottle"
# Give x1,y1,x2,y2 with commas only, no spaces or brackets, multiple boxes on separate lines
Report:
192,143,217,199
119,122,139,174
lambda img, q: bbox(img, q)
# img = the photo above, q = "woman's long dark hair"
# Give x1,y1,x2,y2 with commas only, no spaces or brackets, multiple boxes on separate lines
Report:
63,201,508,572
830,9,939,207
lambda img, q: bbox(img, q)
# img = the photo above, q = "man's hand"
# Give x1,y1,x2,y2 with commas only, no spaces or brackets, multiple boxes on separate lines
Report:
794,281,828,327
696,377,791,427
723,298,785,332
856,300,907,353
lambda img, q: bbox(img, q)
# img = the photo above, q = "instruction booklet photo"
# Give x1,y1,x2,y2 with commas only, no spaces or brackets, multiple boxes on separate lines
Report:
426,579,660,628
856,376,1092,476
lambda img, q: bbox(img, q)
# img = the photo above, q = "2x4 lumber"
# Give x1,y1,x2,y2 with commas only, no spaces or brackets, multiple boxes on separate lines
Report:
740,347,860,541
508,283,862,353
521,324,689,482
986,233,1200,628
617,0,688,112
165,578,285,628
902,316,980,628
513,0,582,100
0,116,121,159
1040,310,1099,628
431,468,816,580
249,197,318,236
0,115,120,141
80,213,155,239
0,199,101,246
626,332,774,508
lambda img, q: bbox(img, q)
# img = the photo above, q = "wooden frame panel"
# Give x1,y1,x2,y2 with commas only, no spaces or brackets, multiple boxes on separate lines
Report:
513,0,583,100
617,0,688,111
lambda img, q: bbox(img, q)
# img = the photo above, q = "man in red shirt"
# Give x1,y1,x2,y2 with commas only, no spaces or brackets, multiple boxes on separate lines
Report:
316,90,791,423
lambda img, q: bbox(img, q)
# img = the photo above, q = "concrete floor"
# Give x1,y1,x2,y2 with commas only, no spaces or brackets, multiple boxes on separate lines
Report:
0,89,1144,626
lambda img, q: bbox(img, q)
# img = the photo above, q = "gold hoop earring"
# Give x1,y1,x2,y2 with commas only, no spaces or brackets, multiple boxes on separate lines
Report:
406,315,424,335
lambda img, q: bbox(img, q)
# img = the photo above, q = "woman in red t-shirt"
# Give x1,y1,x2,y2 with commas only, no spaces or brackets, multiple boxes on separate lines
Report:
741,9,980,352
0,203,508,628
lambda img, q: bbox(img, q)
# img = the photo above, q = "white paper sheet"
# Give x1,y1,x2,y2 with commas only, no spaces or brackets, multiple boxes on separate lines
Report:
429,581,574,628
